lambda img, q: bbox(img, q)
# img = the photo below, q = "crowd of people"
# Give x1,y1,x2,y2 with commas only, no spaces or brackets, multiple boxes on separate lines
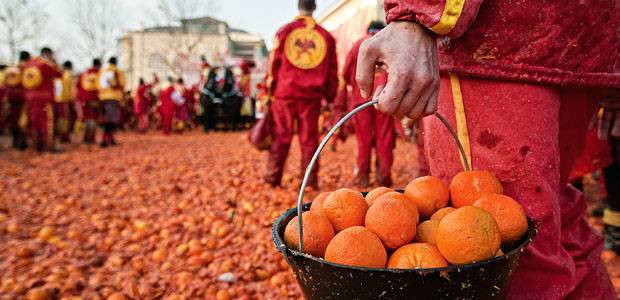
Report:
0,50,256,151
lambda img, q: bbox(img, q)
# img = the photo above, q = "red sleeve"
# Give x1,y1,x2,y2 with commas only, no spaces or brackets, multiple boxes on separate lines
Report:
384,0,483,38
76,73,84,90
42,61,62,78
265,28,284,97
343,38,363,87
333,77,348,111
324,34,339,103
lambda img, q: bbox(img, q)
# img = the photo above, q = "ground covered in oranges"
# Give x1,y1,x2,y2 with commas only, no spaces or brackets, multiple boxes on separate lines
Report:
0,130,618,299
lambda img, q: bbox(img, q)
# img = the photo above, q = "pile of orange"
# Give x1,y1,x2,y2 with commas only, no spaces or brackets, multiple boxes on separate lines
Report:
284,171,529,269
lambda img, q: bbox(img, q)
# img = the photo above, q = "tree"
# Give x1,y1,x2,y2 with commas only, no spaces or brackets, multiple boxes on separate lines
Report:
68,0,123,62
150,0,220,76
0,0,48,62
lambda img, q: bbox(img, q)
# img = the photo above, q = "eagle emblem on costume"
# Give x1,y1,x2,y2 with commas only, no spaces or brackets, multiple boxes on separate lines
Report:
22,66,42,90
81,73,98,92
284,27,326,70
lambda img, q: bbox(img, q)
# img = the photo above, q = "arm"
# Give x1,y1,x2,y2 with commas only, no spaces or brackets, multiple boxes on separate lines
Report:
385,0,483,38
324,35,339,103
265,32,283,98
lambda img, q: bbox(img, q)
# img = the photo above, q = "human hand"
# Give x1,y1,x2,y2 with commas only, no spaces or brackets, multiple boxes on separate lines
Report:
598,88,620,140
356,21,439,119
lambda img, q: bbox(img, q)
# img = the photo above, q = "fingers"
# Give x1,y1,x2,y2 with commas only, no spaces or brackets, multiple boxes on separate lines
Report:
376,74,408,116
373,85,385,109
598,109,614,140
422,85,440,116
407,75,440,119
356,40,380,99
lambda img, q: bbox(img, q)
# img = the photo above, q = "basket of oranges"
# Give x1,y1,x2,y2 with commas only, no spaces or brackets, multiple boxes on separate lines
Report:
272,100,536,300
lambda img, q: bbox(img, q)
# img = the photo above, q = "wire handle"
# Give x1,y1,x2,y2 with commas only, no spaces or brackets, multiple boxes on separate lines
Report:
295,100,470,254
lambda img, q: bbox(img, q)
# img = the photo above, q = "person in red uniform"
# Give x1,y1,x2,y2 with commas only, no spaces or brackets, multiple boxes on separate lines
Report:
264,0,338,188
22,48,62,152
158,77,181,135
134,74,158,133
76,59,101,144
356,0,619,298
4,51,30,149
173,78,189,132
341,21,394,187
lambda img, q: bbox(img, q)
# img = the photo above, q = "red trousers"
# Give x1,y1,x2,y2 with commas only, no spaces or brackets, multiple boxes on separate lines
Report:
161,111,173,135
265,98,321,187
352,105,395,185
28,102,54,151
422,74,615,299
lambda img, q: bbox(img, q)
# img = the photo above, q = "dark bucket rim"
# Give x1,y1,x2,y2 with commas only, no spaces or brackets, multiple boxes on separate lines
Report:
272,202,537,273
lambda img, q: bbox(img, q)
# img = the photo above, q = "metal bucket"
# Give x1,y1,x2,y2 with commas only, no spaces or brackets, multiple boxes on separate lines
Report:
272,100,537,299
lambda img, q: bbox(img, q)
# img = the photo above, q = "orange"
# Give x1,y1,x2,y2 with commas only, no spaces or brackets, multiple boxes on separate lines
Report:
284,211,335,257
375,192,419,215
430,207,457,221
404,176,450,219
387,243,449,269
496,249,504,257
365,187,394,207
473,194,528,248
436,206,501,265
413,220,439,247
365,197,418,250
324,226,387,268
321,188,368,232
449,171,503,208
310,191,331,212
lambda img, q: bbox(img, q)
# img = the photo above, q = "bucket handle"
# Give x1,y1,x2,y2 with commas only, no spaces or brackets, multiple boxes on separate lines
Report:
295,99,470,254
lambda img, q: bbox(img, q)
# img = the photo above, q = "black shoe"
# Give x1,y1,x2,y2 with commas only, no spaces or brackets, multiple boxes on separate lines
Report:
110,139,117,146
100,142,108,148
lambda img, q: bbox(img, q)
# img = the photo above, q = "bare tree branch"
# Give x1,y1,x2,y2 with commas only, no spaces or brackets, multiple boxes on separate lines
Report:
68,0,123,62
0,0,48,62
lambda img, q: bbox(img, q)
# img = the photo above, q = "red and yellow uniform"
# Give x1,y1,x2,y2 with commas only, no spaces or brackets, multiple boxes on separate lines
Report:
384,0,619,298
342,34,394,186
54,70,74,142
4,63,29,148
158,84,177,135
96,63,125,145
264,14,338,188
76,67,100,143
22,57,62,151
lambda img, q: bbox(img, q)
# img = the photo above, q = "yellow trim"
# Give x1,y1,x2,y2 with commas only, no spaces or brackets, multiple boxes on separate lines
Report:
450,74,472,170
46,103,54,149
603,209,620,227
429,0,466,35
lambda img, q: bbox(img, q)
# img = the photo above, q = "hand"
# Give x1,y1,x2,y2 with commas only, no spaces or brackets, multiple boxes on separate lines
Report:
356,21,439,119
598,88,620,140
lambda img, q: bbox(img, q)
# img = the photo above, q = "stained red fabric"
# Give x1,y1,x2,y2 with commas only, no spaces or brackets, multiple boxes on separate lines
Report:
384,0,620,88
265,98,321,188
23,57,62,105
76,67,99,103
134,84,151,116
28,103,53,151
159,85,176,135
570,125,614,182
422,74,616,299
352,105,395,184
266,15,338,102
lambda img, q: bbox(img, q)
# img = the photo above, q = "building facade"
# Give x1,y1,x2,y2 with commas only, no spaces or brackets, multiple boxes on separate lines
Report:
119,17,267,91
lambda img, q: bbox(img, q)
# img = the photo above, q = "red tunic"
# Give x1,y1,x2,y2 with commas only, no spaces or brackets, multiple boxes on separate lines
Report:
266,15,338,102
76,67,100,103
385,0,620,88
22,57,62,104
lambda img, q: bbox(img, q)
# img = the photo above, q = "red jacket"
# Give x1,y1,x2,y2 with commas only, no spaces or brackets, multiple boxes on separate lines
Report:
385,0,620,88
159,85,176,115
22,57,62,104
76,67,100,103
266,15,338,102
343,34,388,107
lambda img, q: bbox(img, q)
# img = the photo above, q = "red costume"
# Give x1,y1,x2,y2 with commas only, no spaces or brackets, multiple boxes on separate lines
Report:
264,15,338,188
22,57,62,151
4,64,28,149
76,67,100,143
342,34,395,186
158,84,177,135
385,0,619,298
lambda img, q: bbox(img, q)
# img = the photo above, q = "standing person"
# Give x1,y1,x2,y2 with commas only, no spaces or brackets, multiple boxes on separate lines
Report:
76,59,101,144
4,51,30,149
355,0,619,298
263,0,338,189
22,48,62,152
174,78,189,132
54,61,74,143
97,57,125,147
158,77,178,135
341,21,394,187
134,74,158,133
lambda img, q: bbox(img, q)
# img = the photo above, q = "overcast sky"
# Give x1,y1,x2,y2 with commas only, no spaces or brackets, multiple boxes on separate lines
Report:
1,0,336,68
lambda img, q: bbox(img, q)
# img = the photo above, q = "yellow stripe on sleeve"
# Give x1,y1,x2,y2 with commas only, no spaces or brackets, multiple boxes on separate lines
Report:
429,0,466,35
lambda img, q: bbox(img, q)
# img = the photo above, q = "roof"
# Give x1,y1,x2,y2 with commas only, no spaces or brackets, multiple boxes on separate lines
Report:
141,16,249,35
